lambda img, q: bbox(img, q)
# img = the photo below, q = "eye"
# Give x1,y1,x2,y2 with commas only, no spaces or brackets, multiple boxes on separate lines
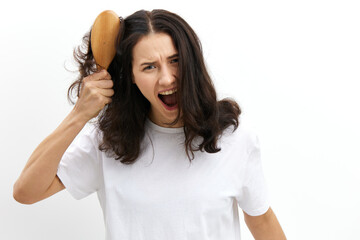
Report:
143,65,155,71
171,58,179,64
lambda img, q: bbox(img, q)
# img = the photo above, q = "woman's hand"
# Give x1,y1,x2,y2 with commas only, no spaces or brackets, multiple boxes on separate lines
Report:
73,69,114,122
13,70,114,204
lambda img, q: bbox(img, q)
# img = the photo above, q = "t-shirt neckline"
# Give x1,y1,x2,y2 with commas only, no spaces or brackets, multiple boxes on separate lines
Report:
145,118,184,134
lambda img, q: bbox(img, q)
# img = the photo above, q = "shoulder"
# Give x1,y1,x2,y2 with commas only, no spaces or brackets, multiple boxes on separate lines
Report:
221,124,260,154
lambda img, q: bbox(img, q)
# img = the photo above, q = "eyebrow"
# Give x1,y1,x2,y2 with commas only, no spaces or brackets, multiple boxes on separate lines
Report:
140,53,179,66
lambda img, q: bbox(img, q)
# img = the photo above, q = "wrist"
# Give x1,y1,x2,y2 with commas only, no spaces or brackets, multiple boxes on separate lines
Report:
69,107,91,126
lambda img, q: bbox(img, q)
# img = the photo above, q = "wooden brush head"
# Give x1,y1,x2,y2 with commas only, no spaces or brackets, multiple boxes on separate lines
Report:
91,10,121,70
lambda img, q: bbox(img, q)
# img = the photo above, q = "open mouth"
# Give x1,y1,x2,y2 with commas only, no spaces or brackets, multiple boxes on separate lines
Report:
158,91,178,109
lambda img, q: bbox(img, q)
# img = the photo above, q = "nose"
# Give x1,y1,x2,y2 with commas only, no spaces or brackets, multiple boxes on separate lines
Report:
159,64,176,86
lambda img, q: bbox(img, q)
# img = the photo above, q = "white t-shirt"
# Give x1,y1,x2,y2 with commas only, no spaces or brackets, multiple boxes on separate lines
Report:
57,118,270,240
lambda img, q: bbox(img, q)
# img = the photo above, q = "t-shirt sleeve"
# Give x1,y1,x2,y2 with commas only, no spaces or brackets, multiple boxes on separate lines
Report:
57,125,102,200
236,131,270,216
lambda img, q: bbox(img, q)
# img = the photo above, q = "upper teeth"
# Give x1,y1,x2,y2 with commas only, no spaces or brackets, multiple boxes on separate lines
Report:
159,89,177,95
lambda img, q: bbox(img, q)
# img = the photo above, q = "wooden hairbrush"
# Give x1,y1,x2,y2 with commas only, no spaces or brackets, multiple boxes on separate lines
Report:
91,10,121,70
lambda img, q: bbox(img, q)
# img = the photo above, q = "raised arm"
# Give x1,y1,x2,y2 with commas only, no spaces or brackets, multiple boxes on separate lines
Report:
13,70,114,204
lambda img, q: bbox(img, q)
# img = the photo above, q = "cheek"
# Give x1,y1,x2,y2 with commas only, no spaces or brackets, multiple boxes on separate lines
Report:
135,75,155,100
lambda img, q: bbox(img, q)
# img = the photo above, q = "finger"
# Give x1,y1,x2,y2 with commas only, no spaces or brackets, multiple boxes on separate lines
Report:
97,69,111,80
102,71,112,80
87,69,111,81
104,96,112,105
98,88,115,97
93,79,113,89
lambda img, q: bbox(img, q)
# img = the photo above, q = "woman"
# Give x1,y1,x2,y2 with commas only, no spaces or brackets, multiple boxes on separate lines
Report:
13,9,286,240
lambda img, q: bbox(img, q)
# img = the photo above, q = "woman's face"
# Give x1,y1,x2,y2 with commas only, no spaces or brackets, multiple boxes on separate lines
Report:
132,32,182,128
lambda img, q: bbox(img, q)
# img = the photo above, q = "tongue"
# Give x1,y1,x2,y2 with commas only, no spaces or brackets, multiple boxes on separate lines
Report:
160,92,177,106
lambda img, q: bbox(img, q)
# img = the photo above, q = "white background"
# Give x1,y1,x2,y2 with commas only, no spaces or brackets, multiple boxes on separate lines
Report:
1,0,359,239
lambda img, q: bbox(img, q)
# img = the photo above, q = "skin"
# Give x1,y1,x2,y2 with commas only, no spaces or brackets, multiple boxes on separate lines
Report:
133,33,286,239
15,31,286,239
243,207,287,239
13,70,113,204
132,32,183,128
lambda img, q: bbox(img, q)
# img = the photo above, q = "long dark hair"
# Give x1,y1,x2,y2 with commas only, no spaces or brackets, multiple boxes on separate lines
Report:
68,9,242,164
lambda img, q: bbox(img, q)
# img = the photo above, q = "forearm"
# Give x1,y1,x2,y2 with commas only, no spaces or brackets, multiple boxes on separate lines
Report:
244,207,286,240
13,108,88,202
